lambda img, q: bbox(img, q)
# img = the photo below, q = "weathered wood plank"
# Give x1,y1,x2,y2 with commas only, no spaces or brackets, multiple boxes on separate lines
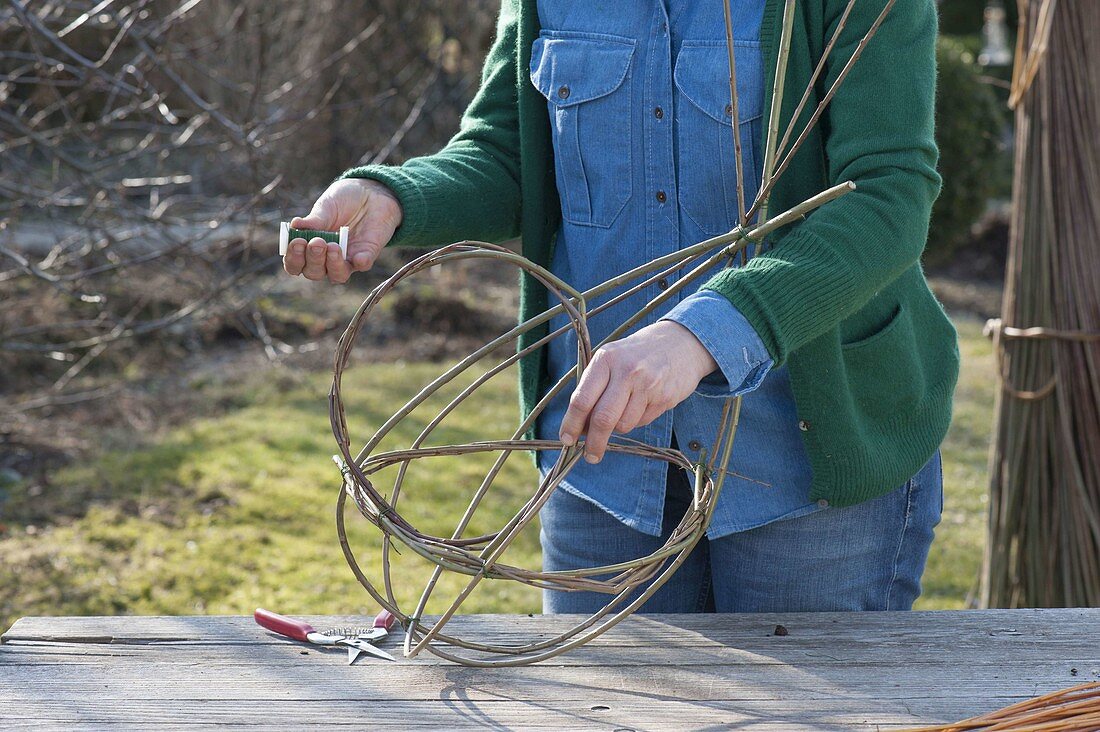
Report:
7,608,1093,646
3,610,1095,671
1,637,1094,671
4,609,1095,668
0,659,1088,701
0,697,1002,730
1,610,1094,730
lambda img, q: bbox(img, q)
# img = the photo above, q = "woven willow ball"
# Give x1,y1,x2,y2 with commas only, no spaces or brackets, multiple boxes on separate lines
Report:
329,241,718,666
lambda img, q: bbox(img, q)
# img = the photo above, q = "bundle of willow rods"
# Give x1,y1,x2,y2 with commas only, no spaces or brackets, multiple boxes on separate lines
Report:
982,0,1100,608
902,682,1100,732
329,0,895,666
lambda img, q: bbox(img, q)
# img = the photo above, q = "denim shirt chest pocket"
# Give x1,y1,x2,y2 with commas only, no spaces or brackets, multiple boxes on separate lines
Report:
674,41,764,235
530,32,636,228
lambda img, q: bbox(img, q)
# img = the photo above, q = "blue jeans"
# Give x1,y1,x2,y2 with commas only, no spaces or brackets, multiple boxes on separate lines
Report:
540,450,943,613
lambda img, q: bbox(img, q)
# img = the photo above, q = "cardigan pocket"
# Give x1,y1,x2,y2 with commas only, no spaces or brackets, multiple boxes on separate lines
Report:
529,32,635,228
674,42,763,236
841,302,924,420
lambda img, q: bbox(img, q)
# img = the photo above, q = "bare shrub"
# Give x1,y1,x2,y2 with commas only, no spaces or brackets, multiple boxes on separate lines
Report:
0,0,498,461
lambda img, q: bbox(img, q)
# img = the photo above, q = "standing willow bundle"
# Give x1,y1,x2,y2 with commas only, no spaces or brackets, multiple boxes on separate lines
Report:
982,0,1100,608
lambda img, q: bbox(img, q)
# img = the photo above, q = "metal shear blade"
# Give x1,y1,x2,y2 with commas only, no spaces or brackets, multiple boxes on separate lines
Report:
343,638,396,664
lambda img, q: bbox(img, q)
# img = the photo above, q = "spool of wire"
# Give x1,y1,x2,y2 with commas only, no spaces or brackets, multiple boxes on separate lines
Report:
279,222,349,260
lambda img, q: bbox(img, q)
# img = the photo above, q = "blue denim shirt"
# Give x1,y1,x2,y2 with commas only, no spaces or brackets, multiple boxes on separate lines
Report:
531,0,823,538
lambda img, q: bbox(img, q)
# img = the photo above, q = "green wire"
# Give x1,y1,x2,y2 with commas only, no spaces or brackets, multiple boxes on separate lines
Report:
287,227,341,244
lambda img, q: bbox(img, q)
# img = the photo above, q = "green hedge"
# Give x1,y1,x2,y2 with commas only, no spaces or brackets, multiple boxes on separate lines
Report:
939,1,1018,36
927,36,1007,265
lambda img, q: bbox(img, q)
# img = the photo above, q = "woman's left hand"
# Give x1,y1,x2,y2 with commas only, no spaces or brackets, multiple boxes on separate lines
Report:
559,320,718,463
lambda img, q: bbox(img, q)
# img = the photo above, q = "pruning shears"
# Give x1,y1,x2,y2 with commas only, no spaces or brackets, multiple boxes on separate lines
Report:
254,607,398,663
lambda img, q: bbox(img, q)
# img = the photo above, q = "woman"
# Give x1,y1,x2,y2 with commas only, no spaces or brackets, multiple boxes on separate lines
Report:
282,0,959,613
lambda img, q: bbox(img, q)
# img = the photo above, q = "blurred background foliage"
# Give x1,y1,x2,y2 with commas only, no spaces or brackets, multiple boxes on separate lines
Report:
939,0,1018,35
0,0,498,447
928,35,1009,265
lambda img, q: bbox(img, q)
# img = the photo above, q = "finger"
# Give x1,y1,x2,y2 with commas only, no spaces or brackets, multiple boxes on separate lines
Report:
348,219,396,272
348,238,384,272
615,392,649,434
560,355,610,447
351,251,375,271
638,402,671,429
291,198,337,231
325,243,351,284
301,237,329,281
283,238,307,276
348,234,384,271
582,382,631,463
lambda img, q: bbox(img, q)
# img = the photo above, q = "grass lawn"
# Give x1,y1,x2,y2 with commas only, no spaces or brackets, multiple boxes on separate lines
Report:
0,316,995,631
920,315,995,608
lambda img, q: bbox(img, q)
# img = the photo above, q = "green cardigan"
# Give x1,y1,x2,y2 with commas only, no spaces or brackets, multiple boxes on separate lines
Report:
344,0,960,508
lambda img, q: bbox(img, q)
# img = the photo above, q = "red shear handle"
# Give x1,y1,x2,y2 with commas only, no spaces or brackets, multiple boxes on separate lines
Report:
374,609,397,631
254,608,316,642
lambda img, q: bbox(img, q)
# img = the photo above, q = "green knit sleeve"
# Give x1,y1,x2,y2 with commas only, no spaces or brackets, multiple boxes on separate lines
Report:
703,0,942,366
340,0,523,249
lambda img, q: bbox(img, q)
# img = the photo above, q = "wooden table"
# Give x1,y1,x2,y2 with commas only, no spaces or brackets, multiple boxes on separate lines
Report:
2,609,1097,730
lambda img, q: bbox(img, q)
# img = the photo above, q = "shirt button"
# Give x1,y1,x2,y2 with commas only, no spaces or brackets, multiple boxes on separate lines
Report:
654,106,664,119
656,190,667,203
817,499,830,508
557,85,570,100
725,103,734,118
798,420,811,432
657,278,669,290
688,440,702,451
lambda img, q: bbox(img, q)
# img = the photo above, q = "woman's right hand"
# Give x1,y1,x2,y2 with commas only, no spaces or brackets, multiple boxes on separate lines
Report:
282,178,403,284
